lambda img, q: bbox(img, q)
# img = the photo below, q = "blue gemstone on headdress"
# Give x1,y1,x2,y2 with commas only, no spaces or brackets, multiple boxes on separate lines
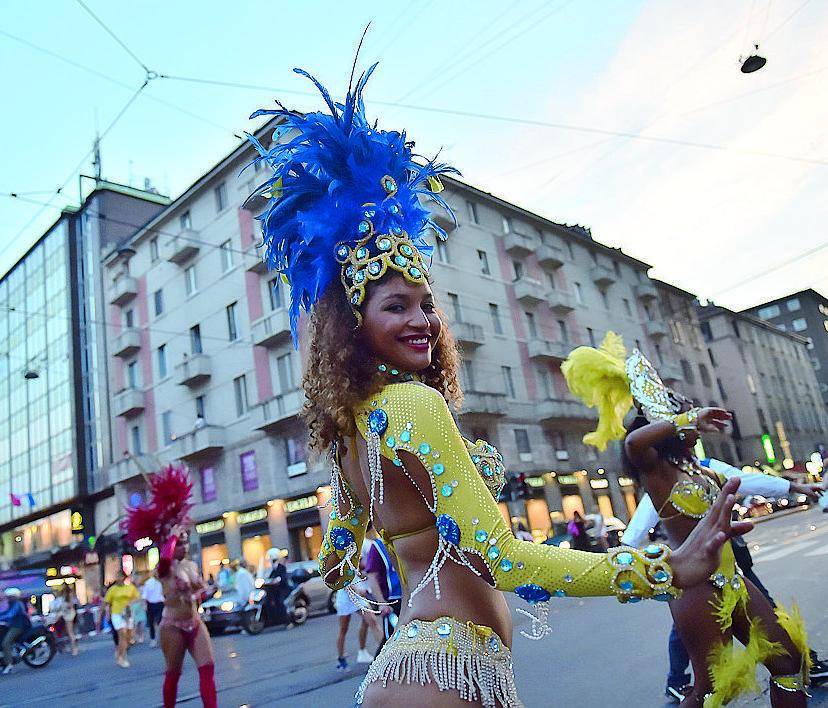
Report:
350,293,360,305
390,224,403,235
482,464,492,477
368,262,381,275
377,237,392,250
345,264,355,277
330,527,355,551
644,544,662,558
554,589,567,597
367,409,388,435
389,204,401,215
385,436,395,448
382,176,397,194
515,583,551,604
358,221,371,234
488,636,500,652
653,592,673,602
335,244,350,261
619,580,634,592
436,514,460,545
407,623,419,638
354,270,365,283
653,569,669,584
409,267,422,279
400,244,413,256
394,255,407,267
615,552,634,567
363,207,377,218
356,246,369,259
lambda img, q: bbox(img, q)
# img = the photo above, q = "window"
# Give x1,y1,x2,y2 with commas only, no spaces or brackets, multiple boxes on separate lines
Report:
525,312,537,339
699,363,712,387
786,298,801,312
546,271,556,290
536,365,553,398
514,429,531,454
792,318,808,332
587,327,596,347
461,359,476,390
716,377,728,401
707,346,716,365
276,353,294,391
153,288,164,317
502,216,511,234
161,411,173,445
157,345,167,378
190,324,203,354
447,293,462,322
286,435,307,466
623,298,632,316
214,182,227,212
130,425,142,454
680,359,695,384
127,361,139,389
185,265,197,296
466,200,479,224
557,319,568,342
233,375,248,417
149,237,159,262
226,302,239,341
195,395,206,420
573,282,583,304
124,308,134,328
268,278,283,310
180,211,192,231
501,366,516,397
477,250,490,275
512,260,523,281
747,373,757,394
220,239,234,272
700,321,713,341
436,240,449,263
757,304,780,320
489,304,503,335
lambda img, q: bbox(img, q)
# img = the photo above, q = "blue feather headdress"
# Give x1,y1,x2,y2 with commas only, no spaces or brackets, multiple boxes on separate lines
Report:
246,63,459,346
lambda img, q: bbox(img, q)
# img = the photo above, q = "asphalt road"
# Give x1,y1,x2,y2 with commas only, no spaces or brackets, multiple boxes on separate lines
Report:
2,506,826,708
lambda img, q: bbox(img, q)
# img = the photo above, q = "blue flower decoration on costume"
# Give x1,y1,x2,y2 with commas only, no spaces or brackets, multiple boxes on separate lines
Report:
330,527,355,551
436,514,460,546
515,583,552,604
367,408,389,436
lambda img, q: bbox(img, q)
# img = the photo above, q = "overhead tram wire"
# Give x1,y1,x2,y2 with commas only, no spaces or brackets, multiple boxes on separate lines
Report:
74,0,150,74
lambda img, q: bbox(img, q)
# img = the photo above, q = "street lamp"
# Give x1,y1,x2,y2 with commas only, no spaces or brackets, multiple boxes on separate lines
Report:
740,45,767,73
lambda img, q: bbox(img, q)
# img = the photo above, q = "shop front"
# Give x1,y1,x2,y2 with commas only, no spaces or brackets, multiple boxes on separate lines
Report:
507,476,552,541
618,477,638,517
285,493,323,562
237,507,272,573
195,518,228,582
589,477,616,519
554,473,586,519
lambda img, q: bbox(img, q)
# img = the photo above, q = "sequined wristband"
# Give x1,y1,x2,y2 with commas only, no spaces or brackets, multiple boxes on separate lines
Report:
607,544,682,603
669,408,700,433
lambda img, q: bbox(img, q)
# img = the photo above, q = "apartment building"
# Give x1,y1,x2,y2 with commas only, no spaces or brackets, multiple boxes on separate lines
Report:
697,305,827,469
0,182,168,602
743,289,828,408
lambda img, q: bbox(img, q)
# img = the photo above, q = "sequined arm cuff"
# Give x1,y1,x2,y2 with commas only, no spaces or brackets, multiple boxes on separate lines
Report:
607,543,682,603
668,408,700,432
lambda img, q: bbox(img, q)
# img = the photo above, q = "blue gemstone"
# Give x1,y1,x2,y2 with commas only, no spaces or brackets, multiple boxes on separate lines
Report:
419,442,431,455
345,265,355,277
436,514,461,545
409,267,422,279
482,464,492,477
399,430,411,443
364,208,377,218
486,546,500,560
354,270,365,283
400,244,413,256
500,559,513,572
433,463,445,476
554,589,567,597
389,204,400,214
475,530,488,543
471,455,481,463
619,580,634,592
394,255,406,267
392,458,402,467
436,622,451,637
330,527,355,551
329,511,337,520
385,436,395,448
653,569,669,584
441,484,453,497
383,177,397,193
368,262,381,274
377,238,392,251
336,245,349,260
350,518,359,526
563,574,573,583
515,583,551,604
488,636,500,652
358,221,371,234
378,364,387,372
390,225,402,235
351,293,360,305
367,409,388,435
644,544,662,558
357,247,369,259
407,624,419,638
653,593,673,602
615,552,634,567
628,596,642,604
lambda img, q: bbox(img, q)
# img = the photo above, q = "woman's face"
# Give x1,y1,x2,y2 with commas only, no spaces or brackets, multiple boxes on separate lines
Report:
360,275,441,373
174,530,189,560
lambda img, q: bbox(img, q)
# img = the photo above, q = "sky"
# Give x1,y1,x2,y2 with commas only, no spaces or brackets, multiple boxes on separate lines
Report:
1,0,826,310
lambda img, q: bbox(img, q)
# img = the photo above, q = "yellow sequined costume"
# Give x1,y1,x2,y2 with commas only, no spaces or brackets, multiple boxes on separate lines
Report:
320,381,682,706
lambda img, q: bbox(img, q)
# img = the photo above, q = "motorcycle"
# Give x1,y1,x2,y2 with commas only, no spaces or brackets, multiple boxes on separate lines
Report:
0,621,56,669
241,583,308,635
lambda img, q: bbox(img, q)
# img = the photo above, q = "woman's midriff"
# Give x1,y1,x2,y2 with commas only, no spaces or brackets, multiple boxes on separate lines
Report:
391,528,513,646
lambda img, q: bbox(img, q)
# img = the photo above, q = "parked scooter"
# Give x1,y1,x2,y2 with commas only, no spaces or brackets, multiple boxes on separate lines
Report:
241,584,308,635
0,621,56,670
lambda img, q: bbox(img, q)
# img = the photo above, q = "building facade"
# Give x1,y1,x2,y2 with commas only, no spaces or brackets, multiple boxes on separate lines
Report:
697,305,827,469
743,289,828,408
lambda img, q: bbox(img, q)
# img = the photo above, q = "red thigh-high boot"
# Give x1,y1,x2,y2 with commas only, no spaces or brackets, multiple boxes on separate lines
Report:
198,663,217,708
163,669,182,708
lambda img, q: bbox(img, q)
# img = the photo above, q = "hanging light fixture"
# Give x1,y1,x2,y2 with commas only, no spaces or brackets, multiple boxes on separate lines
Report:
741,45,767,73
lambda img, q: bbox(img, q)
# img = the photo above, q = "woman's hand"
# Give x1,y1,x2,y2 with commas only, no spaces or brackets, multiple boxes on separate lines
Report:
789,481,825,501
670,477,753,589
695,407,732,433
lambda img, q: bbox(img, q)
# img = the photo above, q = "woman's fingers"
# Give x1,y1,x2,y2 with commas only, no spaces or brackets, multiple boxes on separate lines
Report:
730,520,754,537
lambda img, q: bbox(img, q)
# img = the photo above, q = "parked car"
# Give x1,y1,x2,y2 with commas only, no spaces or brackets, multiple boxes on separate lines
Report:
200,588,246,635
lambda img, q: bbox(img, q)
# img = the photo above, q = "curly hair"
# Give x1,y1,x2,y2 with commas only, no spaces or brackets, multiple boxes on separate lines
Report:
302,277,463,453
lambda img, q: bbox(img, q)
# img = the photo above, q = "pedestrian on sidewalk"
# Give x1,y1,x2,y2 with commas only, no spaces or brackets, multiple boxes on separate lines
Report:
362,524,402,657
52,586,79,656
231,560,255,604
334,577,380,670
104,570,139,668
142,573,165,648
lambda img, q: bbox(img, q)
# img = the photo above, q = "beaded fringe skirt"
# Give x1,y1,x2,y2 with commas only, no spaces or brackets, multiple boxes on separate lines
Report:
356,616,523,707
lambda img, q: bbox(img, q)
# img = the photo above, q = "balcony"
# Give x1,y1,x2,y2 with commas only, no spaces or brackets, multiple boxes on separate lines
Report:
460,390,508,416
110,275,138,306
431,212,457,235
172,425,226,461
114,388,145,418
660,363,683,385
635,284,658,302
527,339,570,363
452,321,485,349
256,389,305,432
245,245,268,274
175,354,212,387
537,398,597,422
536,245,565,269
165,230,200,265
590,265,616,288
251,309,291,347
106,454,155,486
513,278,545,306
113,328,141,358
503,233,539,258
546,289,576,313
645,320,669,340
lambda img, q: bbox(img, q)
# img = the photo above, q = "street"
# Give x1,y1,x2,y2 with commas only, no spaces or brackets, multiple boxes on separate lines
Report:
3,506,827,708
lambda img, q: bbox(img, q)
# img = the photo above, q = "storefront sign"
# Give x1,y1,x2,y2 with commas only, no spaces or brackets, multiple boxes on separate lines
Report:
285,495,318,514
134,537,152,551
618,477,634,487
195,519,225,535
525,477,545,488
201,466,217,503
557,474,579,486
240,451,258,492
237,508,268,525
70,510,85,533
589,479,609,489
46,567,58,577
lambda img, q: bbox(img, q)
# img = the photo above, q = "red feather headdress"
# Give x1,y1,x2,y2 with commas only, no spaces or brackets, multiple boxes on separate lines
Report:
121,465,193,545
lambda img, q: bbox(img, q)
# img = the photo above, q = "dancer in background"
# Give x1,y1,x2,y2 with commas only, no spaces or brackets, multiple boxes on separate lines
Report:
246,55,752,707
122,466,217,708
563,334,811,707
